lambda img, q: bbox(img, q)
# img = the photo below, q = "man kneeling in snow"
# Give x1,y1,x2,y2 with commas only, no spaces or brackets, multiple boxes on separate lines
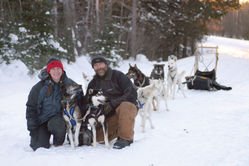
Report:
85,56,138,149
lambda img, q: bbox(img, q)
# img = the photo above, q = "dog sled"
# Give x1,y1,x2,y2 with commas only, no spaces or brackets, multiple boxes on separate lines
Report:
185,46,232,91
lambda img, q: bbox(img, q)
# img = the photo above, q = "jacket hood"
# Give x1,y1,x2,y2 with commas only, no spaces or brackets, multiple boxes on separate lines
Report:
38,68,49,81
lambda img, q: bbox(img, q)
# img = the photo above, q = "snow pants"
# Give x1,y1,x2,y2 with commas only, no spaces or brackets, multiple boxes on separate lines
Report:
96,101,138,142
29,115,66,151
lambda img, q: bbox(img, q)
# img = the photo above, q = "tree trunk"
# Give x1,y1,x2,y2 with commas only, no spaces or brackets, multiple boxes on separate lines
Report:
96,0,100,32
83,0,92,53
52,0,58,38
18,0,23,13
131,0,137,58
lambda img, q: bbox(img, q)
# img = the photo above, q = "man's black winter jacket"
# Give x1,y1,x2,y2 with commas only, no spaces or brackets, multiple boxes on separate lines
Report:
86,68,137,109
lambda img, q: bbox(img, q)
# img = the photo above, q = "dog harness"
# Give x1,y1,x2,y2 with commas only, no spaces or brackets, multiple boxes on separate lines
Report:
137,100,145,109
63,107,77,127
87,106,103,120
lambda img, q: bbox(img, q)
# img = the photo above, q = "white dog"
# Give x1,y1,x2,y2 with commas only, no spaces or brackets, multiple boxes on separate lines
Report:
167,55,186,99
137,80,169,132
83,90,109,147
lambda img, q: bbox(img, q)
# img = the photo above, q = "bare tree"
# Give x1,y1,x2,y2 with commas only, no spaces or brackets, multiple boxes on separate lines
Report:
131,0,137,58
63,0,79,58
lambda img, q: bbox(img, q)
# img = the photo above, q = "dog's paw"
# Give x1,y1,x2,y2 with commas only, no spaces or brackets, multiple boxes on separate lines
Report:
75,141,79,147
70,143,75,149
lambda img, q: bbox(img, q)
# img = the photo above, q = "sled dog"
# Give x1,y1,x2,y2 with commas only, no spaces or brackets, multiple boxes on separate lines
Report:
126,64,150,87
137,80,169,132
167,55,186,99
61,84,83,148
83,89,109,147
126,64,161,110
150,64,165,80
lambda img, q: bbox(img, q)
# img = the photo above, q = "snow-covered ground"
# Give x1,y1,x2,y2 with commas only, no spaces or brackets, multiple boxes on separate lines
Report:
0,36,249,166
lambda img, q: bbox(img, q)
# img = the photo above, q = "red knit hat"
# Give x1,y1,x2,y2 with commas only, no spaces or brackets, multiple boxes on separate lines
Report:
46,60,64,73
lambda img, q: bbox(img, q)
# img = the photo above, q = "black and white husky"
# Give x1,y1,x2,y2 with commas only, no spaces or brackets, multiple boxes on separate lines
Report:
83,90,109,147
150,64,165,80
61,84,83,148
137,80,169,132
167,55,186,99
127,64,167,112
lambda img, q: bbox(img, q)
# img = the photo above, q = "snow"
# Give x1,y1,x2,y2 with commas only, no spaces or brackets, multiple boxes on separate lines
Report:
48,39,67,53
8,33,18,44
77,40,82,47
0,36,249,166
19,27,27,33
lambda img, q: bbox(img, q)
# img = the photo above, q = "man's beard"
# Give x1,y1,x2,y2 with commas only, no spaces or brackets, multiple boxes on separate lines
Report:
95,67,108,77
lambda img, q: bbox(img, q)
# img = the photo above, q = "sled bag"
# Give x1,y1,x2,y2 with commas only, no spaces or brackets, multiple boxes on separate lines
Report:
187,76,212,90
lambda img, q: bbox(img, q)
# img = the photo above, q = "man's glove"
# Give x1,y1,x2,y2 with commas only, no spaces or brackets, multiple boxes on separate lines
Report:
103,102,113,115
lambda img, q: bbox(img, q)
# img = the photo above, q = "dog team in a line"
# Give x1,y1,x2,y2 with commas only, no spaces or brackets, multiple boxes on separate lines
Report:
26,55,185,151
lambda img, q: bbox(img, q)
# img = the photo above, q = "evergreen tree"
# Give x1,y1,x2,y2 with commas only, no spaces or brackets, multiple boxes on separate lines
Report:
137,0,240,59
0,0,70,74
87,0,126,67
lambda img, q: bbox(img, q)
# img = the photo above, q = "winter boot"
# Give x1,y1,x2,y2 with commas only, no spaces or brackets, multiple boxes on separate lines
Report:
113,138,133,149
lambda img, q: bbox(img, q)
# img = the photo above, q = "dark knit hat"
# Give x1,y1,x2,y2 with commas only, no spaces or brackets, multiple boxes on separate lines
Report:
46,57,64,73
91,56,108,68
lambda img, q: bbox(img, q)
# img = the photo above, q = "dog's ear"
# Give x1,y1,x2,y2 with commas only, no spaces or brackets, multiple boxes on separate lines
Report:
168,56,171,61
129,63,132,67
172,55,177,61
134,64,137,68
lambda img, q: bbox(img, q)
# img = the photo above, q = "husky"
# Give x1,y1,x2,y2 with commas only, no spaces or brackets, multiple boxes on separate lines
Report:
127,64,168,111
126,64,159,110
83,89,109,147
150,64,165,80
167,55,186,99
126,64,150,87
61,84,83,148
150,63,167,111
137,80,169,132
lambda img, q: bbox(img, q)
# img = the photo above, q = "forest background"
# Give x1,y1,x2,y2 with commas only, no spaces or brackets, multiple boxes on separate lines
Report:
0,0,246,74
